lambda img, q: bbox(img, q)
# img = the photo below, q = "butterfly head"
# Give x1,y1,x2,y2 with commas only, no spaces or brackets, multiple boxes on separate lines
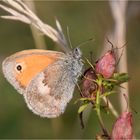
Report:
68,47,82,59
73,47,82,58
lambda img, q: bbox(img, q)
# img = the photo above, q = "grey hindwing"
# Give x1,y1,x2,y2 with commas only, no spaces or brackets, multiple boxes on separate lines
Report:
24,57,82,118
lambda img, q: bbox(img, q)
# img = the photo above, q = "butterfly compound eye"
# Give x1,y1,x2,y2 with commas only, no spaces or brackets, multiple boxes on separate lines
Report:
73,48,82,59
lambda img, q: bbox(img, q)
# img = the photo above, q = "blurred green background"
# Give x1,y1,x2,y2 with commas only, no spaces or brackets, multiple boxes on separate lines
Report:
0,1,140,139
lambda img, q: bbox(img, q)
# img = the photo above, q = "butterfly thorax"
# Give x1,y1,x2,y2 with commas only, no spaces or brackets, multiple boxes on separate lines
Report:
63,47,83,80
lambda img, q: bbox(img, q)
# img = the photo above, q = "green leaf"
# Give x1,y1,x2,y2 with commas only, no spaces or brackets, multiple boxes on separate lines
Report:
113,73,130,84
78,103,89,114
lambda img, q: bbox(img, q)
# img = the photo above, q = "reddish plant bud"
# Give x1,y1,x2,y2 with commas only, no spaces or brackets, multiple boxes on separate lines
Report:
81,68,98,98
95,50,116,79
111,111,133,139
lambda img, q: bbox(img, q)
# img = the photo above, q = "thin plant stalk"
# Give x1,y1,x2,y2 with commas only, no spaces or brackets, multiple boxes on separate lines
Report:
109,0,129,112
103,97,119,118
96,78,109,136
24,1,46,50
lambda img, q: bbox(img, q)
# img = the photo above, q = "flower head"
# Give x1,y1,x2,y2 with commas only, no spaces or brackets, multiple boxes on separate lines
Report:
81,68,98,98
95,50,116,79
111,111,133,139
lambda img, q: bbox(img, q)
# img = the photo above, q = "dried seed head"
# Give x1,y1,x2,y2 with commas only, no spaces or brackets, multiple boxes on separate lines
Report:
95,50,116,79
111,111,133,139
81,68,98,98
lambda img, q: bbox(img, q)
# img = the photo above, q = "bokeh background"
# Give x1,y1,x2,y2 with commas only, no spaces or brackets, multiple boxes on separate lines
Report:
0,1,140,139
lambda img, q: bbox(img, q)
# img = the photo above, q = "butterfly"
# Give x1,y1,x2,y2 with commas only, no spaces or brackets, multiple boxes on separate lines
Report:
1,0,83,118
2,48,83,118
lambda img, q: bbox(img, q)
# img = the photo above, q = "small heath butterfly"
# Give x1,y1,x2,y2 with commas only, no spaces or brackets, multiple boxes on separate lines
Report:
2,48,83,118
1,0,83,118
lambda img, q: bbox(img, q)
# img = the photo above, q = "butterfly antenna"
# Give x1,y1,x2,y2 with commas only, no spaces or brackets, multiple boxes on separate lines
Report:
67,26,73,49
77,37,95,48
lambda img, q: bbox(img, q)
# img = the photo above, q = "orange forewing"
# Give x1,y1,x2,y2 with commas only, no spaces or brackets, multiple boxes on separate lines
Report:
13,50,63,88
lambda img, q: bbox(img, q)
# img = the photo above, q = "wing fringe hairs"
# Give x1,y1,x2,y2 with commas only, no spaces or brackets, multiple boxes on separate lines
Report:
0,0,69,52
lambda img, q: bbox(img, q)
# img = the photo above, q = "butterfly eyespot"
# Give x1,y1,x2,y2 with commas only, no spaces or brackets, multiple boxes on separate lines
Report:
15,62,25,73
16,65,22,72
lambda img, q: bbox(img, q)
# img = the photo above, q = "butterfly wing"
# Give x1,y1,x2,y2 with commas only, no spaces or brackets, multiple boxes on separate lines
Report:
24,55,83,118
2,49,64,94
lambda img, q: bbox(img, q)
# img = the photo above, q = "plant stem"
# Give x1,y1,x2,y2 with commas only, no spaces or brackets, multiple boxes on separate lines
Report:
109,0,129,112
25,1,46,50
103,97,119,118
96,79,109,136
